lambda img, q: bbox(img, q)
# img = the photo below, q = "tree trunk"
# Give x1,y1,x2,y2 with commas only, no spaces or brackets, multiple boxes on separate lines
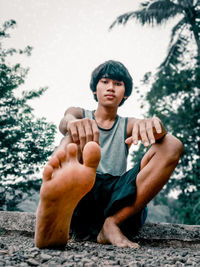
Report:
186,6,200,66
191,20,200,65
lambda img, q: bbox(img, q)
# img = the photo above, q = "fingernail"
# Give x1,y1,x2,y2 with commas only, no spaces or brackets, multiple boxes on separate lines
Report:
151,139,155,144
144,142,149,147
134,141,138,145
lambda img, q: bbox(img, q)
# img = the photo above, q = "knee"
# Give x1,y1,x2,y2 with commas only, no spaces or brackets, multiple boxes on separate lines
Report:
161,134,184,164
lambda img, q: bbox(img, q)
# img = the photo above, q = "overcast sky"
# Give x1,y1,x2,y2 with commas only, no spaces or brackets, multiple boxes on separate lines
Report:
1,0,176,166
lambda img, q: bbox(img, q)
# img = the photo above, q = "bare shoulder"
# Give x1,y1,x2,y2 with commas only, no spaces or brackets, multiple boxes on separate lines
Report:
126,117,137,138
64,106,83,119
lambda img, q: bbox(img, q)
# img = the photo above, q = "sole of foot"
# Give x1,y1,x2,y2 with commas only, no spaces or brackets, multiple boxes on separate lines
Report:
35,141,101,248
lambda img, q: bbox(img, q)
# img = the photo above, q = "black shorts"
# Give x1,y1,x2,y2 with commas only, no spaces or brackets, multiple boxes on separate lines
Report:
70,161,148,239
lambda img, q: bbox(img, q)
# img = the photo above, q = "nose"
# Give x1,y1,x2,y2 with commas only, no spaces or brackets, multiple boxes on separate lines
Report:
107,81,114,91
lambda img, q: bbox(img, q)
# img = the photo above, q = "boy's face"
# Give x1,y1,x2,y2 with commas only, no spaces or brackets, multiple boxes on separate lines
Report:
95,78,126,107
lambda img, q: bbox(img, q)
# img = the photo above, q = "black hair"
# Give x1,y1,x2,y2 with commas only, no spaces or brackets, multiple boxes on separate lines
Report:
90,60,133,106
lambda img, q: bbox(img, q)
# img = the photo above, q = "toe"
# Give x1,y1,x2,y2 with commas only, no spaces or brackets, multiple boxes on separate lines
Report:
67,143,78,161
129,241,140,249
49,157,60,169
43,165,53,181
83,142,101,168
56,150,67,166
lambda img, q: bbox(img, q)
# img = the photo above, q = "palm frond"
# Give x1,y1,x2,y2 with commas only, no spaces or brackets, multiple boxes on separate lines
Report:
109,12,135,30
147,0,183,24
109,0,183,30
160,35,189,69
141,1,151,7
169,17,187,46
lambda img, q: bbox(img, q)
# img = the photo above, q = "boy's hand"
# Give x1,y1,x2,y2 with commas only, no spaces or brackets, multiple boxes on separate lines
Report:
67,118,99,151
125,117,166,147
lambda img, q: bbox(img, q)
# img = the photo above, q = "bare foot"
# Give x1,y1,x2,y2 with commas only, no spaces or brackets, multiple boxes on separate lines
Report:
97,217,140,248
34,141,101,248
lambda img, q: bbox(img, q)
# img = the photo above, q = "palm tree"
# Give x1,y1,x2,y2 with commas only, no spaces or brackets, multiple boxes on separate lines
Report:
110,0,200,67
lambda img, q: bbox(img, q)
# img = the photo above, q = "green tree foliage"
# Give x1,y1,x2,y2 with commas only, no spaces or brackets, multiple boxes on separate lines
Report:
111,1,200,224
0,20,56,184
144,63,200,224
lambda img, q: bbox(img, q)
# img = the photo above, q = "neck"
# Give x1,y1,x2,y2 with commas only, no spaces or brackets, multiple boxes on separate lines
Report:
95,104,118,121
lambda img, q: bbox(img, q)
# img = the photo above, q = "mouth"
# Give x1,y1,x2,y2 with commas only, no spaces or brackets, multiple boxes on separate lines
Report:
104,94,115,99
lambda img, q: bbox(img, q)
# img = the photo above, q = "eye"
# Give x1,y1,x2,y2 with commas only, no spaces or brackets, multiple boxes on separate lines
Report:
115,81,123,86
101,79,108,84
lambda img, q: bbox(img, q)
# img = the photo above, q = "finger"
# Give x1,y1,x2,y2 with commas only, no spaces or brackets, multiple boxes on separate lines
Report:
77,124,86,151
69,124,79,144
146,120,155,145
153,117,162,134
91,120,99,144
125,136,133,145
85,121,93,143
139,121,150,147
132,122,139,145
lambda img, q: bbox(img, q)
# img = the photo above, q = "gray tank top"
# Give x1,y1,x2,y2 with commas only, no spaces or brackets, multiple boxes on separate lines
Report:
83,109,128,176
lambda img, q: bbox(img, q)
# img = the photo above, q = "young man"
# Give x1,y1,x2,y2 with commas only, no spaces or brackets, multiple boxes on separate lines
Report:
35,60,183,249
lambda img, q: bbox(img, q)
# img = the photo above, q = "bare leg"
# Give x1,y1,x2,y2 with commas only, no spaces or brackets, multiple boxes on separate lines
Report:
97,134,183,248
34,141,100,248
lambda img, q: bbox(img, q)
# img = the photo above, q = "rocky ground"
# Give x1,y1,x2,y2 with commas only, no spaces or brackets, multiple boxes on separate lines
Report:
1,232,200,267
0,212,200,266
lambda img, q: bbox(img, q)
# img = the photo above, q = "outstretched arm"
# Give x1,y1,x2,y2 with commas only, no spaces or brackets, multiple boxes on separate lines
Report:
126,117,167,147
59,107,99,151
59,107,83,135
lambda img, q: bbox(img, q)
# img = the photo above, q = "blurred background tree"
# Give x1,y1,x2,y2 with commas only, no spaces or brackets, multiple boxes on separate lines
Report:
0,20,56,210
110,0,200,224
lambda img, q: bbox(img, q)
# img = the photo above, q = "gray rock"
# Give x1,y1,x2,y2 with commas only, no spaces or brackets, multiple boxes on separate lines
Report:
51,250,61,256
26,258,40,266
0,250,8,255
84,262,96,267
27,247,39,253
18,263,29,267
175,261,184,267
62,263,75,267
40,253,52,262
126,262,138,267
